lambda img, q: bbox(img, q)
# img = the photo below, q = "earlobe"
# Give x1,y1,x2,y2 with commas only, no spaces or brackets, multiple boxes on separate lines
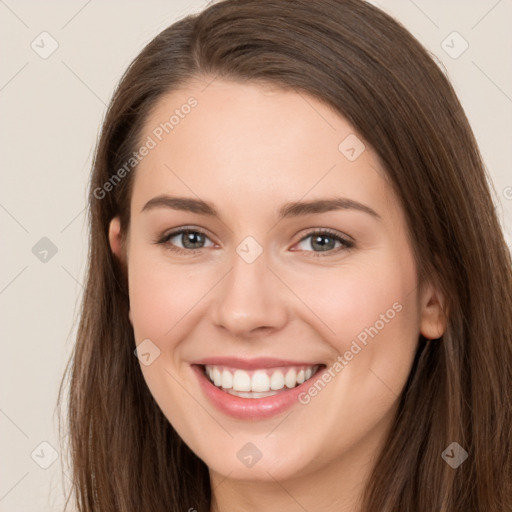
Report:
419,281,447,340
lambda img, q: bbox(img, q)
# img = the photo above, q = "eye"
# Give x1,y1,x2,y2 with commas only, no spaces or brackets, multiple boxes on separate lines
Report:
156,227,215,255
292,228,354,257
156,227,354,257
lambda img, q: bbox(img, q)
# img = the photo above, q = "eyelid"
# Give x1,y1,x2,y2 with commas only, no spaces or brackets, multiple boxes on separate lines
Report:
296,227,354,245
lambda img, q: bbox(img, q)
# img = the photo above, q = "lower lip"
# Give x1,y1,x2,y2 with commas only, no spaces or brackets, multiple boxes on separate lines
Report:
192,364,323,420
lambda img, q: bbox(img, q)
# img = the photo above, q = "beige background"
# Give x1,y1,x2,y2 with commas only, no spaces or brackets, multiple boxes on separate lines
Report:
1,0,511,510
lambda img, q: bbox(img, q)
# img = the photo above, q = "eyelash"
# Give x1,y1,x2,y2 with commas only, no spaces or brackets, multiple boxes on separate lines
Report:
155,226,355,257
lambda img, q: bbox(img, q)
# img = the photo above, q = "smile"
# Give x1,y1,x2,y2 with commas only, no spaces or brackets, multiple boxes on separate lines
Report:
203,364,321,398
191,358,327,419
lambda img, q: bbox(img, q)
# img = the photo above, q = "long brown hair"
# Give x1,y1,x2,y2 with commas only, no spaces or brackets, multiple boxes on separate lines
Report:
57,0,512,510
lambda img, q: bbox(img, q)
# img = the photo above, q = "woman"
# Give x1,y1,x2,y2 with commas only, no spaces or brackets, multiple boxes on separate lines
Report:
57,0,512,510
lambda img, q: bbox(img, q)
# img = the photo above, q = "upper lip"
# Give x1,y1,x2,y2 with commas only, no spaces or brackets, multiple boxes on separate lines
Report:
190,357,324,370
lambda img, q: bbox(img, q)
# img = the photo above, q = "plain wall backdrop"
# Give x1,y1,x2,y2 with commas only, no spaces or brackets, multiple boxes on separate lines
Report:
1,0,511,510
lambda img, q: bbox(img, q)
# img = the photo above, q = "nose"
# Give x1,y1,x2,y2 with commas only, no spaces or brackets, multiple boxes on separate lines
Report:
211,248,289,339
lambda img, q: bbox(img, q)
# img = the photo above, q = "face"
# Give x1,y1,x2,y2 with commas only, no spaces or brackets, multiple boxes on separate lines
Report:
109,77,445,486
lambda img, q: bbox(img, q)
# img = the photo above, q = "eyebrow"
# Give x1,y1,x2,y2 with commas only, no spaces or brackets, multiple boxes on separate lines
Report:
141,195,382,221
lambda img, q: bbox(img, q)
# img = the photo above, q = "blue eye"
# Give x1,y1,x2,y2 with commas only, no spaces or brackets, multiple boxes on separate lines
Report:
156,227,354,257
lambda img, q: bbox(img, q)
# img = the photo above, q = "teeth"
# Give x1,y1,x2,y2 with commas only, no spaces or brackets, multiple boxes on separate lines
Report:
204,364,320,393
227,389,280,399
270,370,285,390
251,371,270,392
212,367,222,387
221,369,233,389
285,368,297,388
233,370,251,391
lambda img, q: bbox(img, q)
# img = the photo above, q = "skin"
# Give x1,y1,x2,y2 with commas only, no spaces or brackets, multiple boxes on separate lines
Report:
108,77,446,512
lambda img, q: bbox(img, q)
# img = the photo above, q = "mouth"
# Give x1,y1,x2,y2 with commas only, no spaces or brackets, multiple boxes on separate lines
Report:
201,363,324,398
191,359,327,419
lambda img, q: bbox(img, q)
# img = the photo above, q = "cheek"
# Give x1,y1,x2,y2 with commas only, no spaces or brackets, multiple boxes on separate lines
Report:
127,247,208,342
292,255,418,347
293,248,420,398
318,253,420,411
126,248,210,433
283,255,420,460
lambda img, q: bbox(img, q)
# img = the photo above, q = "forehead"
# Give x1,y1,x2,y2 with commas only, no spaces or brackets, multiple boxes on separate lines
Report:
131,78,395,221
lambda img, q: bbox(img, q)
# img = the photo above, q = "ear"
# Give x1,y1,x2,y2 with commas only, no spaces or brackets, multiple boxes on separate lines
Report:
108,216,133,325
108,216,124,262
419,280,447,340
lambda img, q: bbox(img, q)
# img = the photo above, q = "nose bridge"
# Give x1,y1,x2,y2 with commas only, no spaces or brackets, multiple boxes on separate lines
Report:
211,238,288,336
